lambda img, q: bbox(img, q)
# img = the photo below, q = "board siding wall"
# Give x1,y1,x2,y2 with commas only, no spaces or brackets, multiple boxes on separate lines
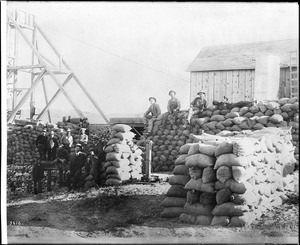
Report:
191,68,296,105
190,70,256,105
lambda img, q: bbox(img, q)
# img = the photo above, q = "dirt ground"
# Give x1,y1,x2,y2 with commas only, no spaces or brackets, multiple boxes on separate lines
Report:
6,175,299,244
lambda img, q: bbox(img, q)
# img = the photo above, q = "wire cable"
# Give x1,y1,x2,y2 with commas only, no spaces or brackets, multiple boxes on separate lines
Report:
61,33,190,84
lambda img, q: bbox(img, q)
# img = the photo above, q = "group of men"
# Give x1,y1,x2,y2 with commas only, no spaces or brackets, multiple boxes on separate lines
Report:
143,90,207,134
33,126,105,194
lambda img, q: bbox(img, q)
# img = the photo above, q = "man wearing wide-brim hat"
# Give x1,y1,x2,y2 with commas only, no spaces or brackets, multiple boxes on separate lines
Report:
167,90,181,114
186,90,207,124
143,97,161,135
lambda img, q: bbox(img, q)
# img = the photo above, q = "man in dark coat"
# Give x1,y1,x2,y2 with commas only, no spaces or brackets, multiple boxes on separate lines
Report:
143,97,161,135
47,131,59,161
53,144,70,187
65,143,87,191
36,129,48,161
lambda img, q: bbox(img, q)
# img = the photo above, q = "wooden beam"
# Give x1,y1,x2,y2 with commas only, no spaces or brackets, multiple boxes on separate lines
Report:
71,73,110,123
42,79,51,123
36,23,109,123
47,71,85,118
36,73,73,120
7,69,47,123
9,14,85,119
7,65,45,70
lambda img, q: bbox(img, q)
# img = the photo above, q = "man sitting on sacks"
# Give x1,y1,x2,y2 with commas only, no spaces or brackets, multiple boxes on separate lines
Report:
53,144,70,188
161,90,181,125
66,143,87,192
143,96,161,135
185,90,207,125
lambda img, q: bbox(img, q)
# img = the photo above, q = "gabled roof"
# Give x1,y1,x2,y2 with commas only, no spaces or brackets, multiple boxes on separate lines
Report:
186,39,298,72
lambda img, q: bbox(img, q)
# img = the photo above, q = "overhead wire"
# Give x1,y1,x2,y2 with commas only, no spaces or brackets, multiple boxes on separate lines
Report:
60,33,190,84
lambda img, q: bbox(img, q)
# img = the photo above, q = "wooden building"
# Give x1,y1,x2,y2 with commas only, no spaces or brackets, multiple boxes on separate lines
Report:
186,39,298,105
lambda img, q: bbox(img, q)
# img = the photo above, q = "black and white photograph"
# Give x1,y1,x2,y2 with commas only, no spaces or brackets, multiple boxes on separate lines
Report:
1,1,299,244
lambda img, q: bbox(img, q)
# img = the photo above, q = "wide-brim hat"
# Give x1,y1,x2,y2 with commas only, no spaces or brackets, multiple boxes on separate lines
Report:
169,90,176,95
197,90,206,95
149,97,156,102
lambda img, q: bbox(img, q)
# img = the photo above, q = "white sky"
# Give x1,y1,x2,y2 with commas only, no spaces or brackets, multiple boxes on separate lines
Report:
4,2,299,120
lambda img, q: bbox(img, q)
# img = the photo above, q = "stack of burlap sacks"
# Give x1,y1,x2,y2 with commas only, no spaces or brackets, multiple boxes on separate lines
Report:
149,111,194,172
148,98,299,172
7,122,59,194
160,144,191,217
161,127,297,227
7,121,111,194
103,124,143,186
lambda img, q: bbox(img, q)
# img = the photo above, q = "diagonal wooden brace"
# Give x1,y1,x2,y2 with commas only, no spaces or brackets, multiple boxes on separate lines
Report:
36,73,73,120
7,69,47,122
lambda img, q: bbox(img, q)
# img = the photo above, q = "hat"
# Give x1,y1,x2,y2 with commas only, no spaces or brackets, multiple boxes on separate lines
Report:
197,90,206,95
43,129,47,132
76,143,82,148
149,97,156,102
169,90,176,95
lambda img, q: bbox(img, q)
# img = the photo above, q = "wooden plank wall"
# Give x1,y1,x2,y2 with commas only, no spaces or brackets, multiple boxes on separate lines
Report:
190,70,255,105
278,68,292,98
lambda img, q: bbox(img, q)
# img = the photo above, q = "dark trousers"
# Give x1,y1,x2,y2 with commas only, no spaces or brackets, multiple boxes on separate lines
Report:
33,180,42,194
53,158,68,187
66,170,85,190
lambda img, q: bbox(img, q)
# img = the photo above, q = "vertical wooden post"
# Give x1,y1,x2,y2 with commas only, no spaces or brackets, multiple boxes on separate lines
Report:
145,140,153,180
30,16,36,119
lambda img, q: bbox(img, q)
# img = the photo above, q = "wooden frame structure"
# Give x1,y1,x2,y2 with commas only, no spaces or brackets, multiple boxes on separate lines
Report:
7,10,109,124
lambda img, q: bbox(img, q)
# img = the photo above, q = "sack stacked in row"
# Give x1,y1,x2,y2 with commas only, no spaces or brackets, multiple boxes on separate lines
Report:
146,98,299,172
104,124,143,186
179,142,217,225
147,111,193,172
161,144,191,218
161,128,297,227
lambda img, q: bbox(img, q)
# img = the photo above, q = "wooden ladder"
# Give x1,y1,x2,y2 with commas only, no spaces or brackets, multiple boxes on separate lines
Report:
289,51,299,98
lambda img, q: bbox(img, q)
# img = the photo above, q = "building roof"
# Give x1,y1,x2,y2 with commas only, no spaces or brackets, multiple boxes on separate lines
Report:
186,39,299,72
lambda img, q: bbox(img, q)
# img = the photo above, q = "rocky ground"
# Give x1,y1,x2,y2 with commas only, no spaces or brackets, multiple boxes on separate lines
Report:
6,172,299,244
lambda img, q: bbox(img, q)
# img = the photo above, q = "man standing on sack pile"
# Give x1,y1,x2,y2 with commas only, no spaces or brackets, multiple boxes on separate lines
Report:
36,128,48,161
185,90,207,126
143,97,161,135
66,143,87,191
47,131,59,161
53,144,70,188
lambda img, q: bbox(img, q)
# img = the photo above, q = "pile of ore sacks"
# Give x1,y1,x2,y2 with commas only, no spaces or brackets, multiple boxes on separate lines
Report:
161,127,297,227
7,122,59,194
7,120,111,195
147,97,299,172
103,124,144,186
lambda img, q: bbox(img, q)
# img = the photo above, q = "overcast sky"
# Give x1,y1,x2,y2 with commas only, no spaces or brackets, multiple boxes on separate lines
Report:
4,2,299,122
